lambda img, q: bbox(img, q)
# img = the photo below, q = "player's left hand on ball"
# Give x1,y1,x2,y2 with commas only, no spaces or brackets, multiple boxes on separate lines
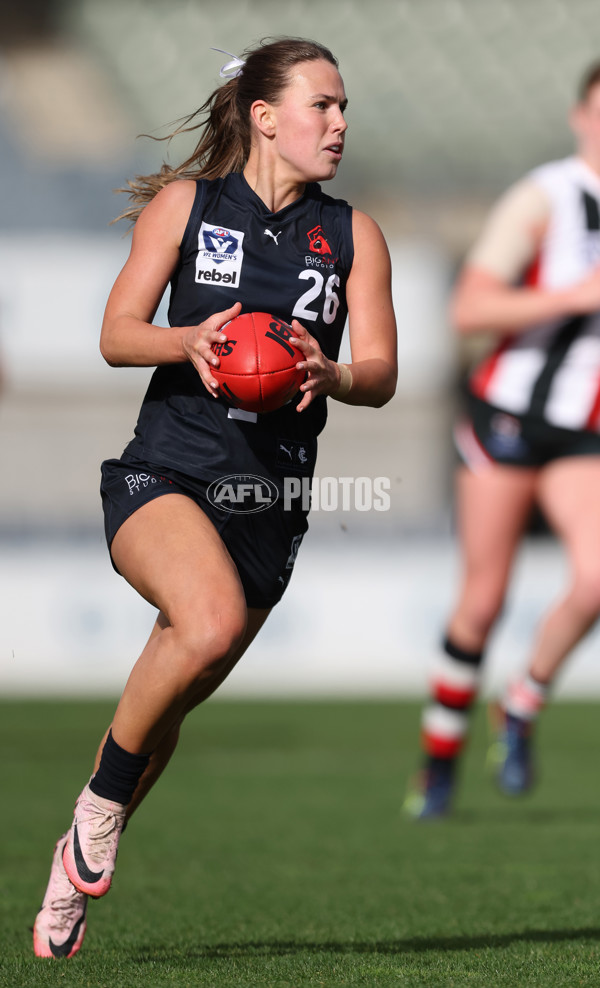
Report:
289,320,340,412
182,301,242,395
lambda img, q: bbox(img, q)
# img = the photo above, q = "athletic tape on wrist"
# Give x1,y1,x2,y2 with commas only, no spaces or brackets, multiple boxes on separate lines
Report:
332,363,353,400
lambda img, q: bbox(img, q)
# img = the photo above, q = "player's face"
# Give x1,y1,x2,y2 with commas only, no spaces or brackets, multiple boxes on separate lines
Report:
572,83,600,161
271,59,348,183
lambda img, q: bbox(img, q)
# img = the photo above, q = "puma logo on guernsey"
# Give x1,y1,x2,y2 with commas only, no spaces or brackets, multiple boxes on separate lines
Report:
264,228,282,245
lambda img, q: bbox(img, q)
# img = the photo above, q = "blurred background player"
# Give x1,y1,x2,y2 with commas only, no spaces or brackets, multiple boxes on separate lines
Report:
32,37,397,957
406,58,600,818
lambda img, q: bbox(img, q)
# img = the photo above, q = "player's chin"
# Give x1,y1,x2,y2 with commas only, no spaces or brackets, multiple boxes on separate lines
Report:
320,162,341,181
310,158,341,182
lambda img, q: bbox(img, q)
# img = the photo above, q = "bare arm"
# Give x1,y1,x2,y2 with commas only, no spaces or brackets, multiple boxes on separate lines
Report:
451,175,600,335
291,209,397,411
452,264,600,336
100,180,241,392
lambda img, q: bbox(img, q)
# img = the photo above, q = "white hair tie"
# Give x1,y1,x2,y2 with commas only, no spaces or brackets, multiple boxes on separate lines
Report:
211,47,246,79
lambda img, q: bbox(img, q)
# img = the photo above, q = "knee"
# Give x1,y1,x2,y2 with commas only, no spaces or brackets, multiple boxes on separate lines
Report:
174,606,247,684
458,581,504,641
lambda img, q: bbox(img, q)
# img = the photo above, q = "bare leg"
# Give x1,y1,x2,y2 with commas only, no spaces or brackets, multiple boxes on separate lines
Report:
409,462,539,817
448,463,538,649
93,605,271,819
525,456,600,683
493,457,600,795
40,493,276,942
107,493,251,754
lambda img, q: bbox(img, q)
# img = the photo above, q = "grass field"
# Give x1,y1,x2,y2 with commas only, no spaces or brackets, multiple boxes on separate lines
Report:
1,698,599,987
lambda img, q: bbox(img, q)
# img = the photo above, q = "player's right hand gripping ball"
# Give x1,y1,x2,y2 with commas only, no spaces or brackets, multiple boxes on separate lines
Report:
211,311,306,413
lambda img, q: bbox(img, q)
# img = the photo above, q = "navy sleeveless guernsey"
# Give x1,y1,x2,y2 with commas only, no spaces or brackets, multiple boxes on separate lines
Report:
124,173,354,485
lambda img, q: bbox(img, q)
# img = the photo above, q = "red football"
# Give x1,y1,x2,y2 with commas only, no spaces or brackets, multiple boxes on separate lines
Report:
210,311,305,413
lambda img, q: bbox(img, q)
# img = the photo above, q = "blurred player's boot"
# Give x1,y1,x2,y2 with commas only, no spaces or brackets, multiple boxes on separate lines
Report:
33,834,88,958
493,710,536,796
489,674,547,796
403,756,456,819
63,784,127,897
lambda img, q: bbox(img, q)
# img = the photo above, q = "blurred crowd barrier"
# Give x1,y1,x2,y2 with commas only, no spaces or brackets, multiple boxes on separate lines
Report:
4,534,600,698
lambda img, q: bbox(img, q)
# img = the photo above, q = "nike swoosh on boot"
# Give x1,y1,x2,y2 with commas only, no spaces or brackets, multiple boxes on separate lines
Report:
72,824,105,884
48,910,88,958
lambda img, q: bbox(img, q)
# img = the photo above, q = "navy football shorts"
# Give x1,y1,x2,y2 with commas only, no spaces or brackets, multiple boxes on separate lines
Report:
455,393,600,470
100,455,308,609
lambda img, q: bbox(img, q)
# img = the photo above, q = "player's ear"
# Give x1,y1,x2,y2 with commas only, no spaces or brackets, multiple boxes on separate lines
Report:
250,100,276,138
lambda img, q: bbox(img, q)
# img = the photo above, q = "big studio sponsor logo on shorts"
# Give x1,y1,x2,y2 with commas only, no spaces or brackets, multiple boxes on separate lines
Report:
206,474,391,513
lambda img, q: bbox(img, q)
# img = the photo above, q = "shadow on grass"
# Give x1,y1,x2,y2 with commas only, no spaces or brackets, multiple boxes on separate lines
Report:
134,926,600,961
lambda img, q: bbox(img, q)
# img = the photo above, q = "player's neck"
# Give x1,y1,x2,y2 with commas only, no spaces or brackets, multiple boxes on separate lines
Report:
577,150,600,180
242,159,306,214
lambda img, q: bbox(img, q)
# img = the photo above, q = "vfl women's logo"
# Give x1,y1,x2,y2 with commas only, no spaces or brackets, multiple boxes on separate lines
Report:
202,226,238,261
196,221,245,287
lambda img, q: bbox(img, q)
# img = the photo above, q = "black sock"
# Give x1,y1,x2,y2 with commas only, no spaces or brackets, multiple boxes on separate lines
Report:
443,635,484,668
89,730,152,806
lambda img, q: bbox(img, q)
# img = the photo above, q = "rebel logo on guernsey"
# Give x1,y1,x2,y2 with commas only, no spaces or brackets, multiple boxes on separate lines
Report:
196,221,245,287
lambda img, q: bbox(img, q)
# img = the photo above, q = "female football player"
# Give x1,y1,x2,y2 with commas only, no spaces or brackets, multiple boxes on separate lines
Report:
407,59,600,818
33,36,397,956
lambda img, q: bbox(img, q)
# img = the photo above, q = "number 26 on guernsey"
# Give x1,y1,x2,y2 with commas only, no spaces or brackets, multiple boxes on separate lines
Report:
292,272,340,324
